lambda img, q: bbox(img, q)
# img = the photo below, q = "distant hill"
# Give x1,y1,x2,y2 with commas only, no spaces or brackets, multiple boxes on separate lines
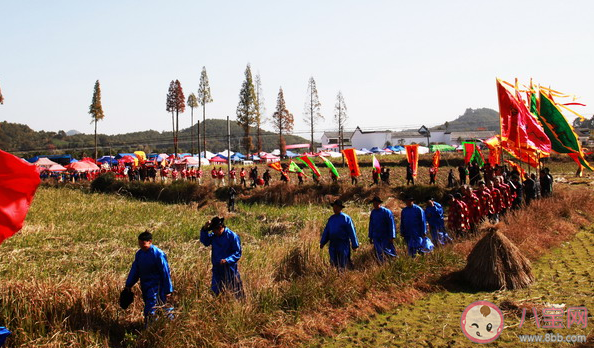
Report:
0,119,309,157
432,108,500,132
66,129,81,136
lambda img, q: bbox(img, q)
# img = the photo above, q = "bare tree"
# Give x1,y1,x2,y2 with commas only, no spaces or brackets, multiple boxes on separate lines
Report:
272,87,294,158
254,73,266,154
89,80,104,161
187,93,199,155
236,64,258,155
198,67,213,159
303,77,323,153
166,80,185,158
334,91,348,166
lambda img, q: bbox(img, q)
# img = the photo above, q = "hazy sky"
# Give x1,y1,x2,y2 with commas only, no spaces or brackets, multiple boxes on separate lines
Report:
1,0,593,139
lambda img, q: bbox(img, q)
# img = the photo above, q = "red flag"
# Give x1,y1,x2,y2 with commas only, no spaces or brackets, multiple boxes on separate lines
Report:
497,79,551,167
342,148,360,177
483,136,502,166
0,150,41,245
268,162,282,172
432,150,440,173
463,142,475,165
405,145,419,177
297,156,321,177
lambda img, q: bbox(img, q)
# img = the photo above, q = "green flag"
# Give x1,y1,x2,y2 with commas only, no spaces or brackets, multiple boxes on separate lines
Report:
319,155,340,178
471,145,485,167
288,161,303,173
537,92,592,170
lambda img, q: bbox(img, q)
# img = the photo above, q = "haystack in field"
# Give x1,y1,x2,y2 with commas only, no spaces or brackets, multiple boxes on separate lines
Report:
463,225,534,290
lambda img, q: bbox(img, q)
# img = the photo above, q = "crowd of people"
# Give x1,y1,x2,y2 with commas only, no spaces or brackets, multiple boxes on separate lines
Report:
121,159,555,327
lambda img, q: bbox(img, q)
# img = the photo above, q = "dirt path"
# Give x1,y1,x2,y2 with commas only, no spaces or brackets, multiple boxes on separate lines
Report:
313,229,594,347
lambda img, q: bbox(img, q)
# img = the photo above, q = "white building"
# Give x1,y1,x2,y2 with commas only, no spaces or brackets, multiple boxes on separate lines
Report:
320,126,499,149
350,127,392,149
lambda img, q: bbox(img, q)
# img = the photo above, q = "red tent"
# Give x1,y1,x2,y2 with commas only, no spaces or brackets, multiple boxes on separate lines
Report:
209,156,228,163
66,161,100,172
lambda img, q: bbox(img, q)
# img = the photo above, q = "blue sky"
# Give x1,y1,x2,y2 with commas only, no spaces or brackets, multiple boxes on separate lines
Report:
1,0,593,138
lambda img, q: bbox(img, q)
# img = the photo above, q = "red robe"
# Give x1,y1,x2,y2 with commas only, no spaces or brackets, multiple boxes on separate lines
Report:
463,192,482,224
448,199,470,232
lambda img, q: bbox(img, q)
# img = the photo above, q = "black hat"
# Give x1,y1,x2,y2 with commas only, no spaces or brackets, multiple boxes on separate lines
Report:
404,196,414,201
211,216,225,228
138,230,152,241
119,288,134,309
330,199,345,208
453,193,462,199
369,196,383,204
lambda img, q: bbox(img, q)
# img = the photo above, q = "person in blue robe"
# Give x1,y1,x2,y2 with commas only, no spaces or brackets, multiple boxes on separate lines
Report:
368,196,397,262
320,200,359,269
200,216,244,297
125,231,174,322
400,197,434,257
424,198,453,246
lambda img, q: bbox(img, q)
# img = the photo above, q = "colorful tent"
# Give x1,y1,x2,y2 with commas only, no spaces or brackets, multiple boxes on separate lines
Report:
66,161,100,172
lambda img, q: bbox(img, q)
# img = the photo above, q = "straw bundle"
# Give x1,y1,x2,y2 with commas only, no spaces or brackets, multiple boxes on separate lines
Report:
463,225,534,290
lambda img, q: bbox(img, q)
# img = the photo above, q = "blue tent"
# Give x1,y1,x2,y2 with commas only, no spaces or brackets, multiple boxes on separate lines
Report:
285,150,299,158
97,156,118,165
233,152,246,159
147,153,159,159
229,154,243,162
26,156,39,163
390,146,405,152
178,153,192,158
359,148,373,154
370,147,387,153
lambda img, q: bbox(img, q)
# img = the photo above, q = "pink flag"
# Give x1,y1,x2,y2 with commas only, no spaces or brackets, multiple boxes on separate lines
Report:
372,155,381,172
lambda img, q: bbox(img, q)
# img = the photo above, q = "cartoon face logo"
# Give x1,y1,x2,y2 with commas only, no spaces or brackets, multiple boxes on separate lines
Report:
461,301,504,343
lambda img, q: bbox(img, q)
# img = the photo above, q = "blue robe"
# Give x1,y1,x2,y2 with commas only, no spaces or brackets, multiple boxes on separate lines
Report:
400,204,434,256
424,202,452,246
320,212,359,268
368,206,397,262
125,245,174,316
200,227,243,296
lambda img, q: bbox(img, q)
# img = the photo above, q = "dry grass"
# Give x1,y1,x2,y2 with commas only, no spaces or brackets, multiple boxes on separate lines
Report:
1,177,593,347
463,225,534,290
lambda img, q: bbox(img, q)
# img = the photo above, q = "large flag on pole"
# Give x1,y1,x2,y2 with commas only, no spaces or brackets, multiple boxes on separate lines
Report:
471,145,485,167
0,150,41,245
463,142,475,165
497,78,551,167
483,135,502,166
297,156,321,177
342,148,361,177
536,90,593,170
319,156,340,178
268,162,282,172
372,155,381,172
405,144,419,177
432,150,441,172
288,161,303,173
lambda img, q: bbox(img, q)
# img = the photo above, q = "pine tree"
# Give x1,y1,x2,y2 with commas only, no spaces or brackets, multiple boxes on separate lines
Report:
334,91,348,165
166,80,185,158
187,93,199,155
236,64,258,155
89,80,104,161
255,73,266,154
198,67,213,159
272,87,294,158
303,77,323,153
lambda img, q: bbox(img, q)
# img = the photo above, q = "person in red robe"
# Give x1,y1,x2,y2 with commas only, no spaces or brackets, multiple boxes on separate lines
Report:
474,181,493,221
447,193,470,238
462,185,481,233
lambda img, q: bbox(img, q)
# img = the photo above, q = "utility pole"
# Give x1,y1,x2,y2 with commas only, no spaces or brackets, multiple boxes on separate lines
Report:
197,119,201,167
227,116,231,178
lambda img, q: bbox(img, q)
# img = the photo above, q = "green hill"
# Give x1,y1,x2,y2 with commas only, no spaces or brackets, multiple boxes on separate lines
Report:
0,119,309,157
432,108,500,132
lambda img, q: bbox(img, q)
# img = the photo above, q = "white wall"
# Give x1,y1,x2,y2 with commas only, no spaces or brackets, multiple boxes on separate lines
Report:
351,130,391,149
